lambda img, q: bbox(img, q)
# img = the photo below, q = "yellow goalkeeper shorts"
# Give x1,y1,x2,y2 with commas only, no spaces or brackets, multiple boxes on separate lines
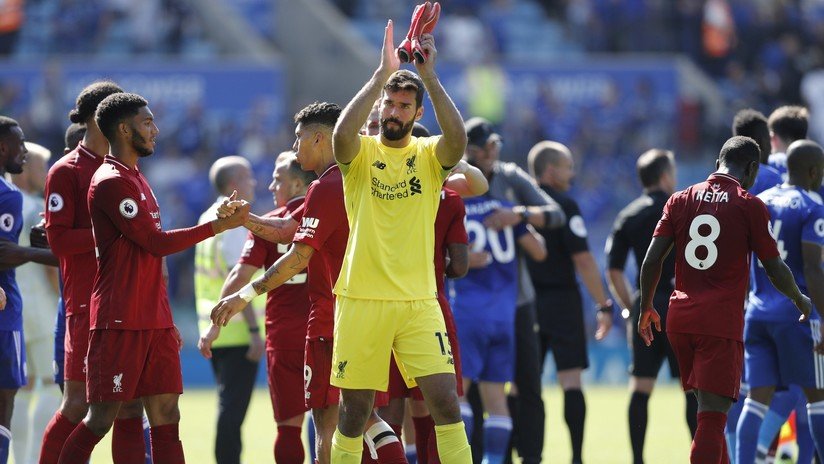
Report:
330,296,454,391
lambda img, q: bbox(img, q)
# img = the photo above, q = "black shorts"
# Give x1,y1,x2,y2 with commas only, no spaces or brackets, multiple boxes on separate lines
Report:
535,287,588,371
629,292,680,379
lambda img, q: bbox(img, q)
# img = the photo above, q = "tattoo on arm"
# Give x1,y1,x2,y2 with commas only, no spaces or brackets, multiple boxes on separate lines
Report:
250,243,314,295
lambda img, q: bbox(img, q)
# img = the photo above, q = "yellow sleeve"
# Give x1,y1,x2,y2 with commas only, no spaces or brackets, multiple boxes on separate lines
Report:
338,135,371,177
419,135,451,183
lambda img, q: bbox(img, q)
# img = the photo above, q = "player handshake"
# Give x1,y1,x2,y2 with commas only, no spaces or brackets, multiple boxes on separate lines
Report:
397,1,441,64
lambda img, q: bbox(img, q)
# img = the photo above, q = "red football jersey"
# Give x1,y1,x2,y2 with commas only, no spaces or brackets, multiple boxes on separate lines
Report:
292,165,349,341
88,156,214,330
654,173,779,340
45,144,104,316
434,188,468,297
238,197,310,351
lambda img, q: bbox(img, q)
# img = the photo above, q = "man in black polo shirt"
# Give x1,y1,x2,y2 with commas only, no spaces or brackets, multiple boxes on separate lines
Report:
526,141,614,464
605,148,697,464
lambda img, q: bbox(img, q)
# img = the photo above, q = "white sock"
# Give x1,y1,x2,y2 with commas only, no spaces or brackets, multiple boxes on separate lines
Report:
11,388,32,464
32,381,62,444
364,420,400,459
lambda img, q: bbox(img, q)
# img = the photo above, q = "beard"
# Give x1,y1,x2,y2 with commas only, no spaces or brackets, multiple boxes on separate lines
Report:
131,128,154,157
380,117,415,141
5,161,23,175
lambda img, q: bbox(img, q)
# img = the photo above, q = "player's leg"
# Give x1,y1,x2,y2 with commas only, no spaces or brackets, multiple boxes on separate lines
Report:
0,388,17,464
142,393,184,464
113,399,151,464
210,345,258,464
478,382,510,464
333,389,376,463
305,337,340,464
660,328,698,440
269,349,308,464
736,386,775,464
58,400,122,463
755,388,798,462
41,312,90,464
0,330,25,464
409,396,436,464
362,406,406,464
511,300,545,464
312,405,339,464
628,376,656,464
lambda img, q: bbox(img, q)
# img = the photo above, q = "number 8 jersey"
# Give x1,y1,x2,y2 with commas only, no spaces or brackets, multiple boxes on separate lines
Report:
653,173,779,341
450,195,529,322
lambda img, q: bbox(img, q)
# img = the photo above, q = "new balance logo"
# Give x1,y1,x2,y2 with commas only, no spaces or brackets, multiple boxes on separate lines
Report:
410,177,422,195
113,373,123,393
372,161,386,170
336,360,348,379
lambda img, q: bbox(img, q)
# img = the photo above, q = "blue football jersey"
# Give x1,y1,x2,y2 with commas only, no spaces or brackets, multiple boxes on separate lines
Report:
747,185,824,322
750,164,783,196
0,178,24,331
449,196,529,322
768,152,788,181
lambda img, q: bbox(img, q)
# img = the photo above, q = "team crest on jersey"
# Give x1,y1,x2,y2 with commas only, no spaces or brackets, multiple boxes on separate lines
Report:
47,193,64,212
815,218,824,237
0,213,13,232
119,198,138,219
113,373,123,393
569,215,588,238
406,155,417,174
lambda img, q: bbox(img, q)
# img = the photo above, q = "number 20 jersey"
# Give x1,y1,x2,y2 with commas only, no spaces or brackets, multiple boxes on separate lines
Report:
653,173,779,341
747,185,824,322
450,195,528,323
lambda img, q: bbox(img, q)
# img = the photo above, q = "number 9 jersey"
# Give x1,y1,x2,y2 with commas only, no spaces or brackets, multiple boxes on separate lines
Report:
747,185,824,322
653,173,779,341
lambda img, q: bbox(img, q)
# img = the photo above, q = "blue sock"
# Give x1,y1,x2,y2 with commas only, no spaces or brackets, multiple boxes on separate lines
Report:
482,415,512,464
0,425,10,464
460,402,474,441
807,400,824,461
143,415,153,463
308,415,317,462
758,389,797,454
737,398,769,464
405,443,418,464
727,386,748,463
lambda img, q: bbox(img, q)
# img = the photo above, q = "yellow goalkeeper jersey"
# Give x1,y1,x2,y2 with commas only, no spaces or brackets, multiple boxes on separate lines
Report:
335,134,450,300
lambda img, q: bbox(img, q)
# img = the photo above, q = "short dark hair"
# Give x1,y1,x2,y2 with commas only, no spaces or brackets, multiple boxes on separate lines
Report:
719,136,760,169
786,139,824,175
64,123,86,151
69,81,124,124
294,102,341,129
636,149,675,188
412,122,430,137
0,116,19,139
283,154,317,186
732,109,770,160
95,93,149,143
768,106,808,144
527,140,570,179
384,70,425,108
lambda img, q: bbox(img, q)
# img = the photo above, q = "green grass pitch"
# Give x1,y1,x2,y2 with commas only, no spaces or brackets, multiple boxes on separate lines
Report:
85,384,694,463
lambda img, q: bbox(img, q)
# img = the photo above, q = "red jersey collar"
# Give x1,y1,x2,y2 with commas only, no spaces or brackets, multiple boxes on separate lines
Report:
105,155,136,173
319,163,339,179
77,143,101,161
708,172,742,187
286,196,305,208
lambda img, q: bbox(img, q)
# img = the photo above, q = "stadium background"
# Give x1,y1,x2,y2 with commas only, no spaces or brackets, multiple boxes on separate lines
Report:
1,0,822,461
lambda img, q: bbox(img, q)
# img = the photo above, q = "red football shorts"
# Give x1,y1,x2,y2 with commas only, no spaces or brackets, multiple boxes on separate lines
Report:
86,328,183,403
64,312,90,382
667,332,743,400
267,349,309,422
387,295,463,401
304,338,340,410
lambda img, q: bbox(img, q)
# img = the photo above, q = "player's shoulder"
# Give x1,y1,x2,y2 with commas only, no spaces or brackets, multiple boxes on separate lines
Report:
615,193,656,224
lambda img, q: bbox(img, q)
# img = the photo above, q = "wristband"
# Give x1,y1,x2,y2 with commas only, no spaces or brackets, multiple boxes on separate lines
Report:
237,283,259,303
596,299,614,314
248,326,260,334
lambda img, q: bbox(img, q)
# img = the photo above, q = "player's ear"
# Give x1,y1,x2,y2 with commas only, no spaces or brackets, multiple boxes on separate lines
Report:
715,159,720,170
415,105,424,122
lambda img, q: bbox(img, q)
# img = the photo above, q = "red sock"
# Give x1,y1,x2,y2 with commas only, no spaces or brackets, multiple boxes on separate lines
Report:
57,422,103,464
412,416,434,464
112,417,146,464
275,425,304,464
40,412,80,464
150,424,185,464
426,427,440,464
690,411,727,464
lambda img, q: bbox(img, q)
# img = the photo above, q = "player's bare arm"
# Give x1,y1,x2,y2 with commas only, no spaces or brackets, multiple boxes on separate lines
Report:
414,33,467,168
761,255,812,321
198,262,259,359
802,241,824,353
572,250,614,340
638,235,673,346
606,268,634,315
211,242,315,327
445,242,469,278
215,198,299,244
334,21,400,165
0,286,6,310
0,238,58,269
445,160,488,197
518,225,547,262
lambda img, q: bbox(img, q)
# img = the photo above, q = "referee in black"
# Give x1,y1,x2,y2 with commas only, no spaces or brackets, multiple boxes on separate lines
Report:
526,141,614,464
604,149,697,464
